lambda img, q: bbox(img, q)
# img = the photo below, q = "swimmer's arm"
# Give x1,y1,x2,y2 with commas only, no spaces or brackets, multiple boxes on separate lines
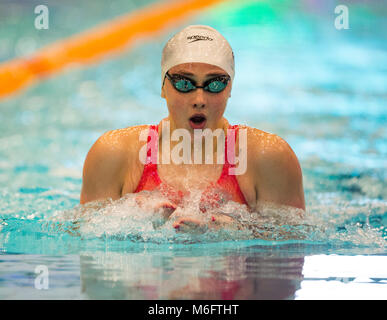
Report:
80,131,127,205
252,134,305,211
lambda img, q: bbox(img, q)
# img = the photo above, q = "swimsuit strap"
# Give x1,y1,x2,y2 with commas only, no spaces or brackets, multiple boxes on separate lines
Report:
222,124,239,173
216,124,248,205
146,124,159,164
133,125,161,193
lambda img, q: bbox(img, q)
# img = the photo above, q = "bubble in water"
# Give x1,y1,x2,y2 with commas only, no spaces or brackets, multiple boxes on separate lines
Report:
44,190,386,249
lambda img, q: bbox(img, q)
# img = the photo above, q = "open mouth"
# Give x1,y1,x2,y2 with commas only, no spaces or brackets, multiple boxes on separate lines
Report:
189,114,207,129
190,115,206,124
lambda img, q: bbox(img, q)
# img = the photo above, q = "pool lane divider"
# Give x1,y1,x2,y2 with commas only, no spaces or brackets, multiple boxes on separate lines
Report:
0,0,227,101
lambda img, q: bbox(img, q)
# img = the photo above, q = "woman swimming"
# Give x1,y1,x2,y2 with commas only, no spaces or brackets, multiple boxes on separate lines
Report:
80,25,305,232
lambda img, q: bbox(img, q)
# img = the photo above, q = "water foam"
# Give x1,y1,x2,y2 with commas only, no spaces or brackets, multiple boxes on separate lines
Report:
46,190,386,248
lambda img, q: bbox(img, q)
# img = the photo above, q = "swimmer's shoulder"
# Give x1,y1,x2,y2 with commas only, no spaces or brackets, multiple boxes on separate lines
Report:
240,125,304,209
80,125,150,204
90,124,148,154
104,124,149,149
243,124,301,172
238,125,290,157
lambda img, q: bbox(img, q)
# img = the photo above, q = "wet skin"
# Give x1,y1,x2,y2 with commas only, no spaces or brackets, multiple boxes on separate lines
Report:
80,63,305,231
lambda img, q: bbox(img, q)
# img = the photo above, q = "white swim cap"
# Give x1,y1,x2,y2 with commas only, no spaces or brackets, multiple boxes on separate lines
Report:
161,25,235,88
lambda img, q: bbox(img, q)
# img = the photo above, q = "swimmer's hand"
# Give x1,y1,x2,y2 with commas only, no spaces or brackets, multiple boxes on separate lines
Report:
135,194,177,228
172,216,208,233
171,209,240,234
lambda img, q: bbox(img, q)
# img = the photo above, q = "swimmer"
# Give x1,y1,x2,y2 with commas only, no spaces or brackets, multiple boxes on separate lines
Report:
80,25,305,232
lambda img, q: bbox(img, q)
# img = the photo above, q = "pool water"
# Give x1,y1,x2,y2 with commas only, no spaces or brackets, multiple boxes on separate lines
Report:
0,0,386,299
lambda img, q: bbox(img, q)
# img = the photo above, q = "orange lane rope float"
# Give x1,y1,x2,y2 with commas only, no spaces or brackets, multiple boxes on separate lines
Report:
0,0,227,100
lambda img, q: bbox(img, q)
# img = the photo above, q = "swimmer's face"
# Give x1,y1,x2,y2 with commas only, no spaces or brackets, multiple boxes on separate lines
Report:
161,63,232,131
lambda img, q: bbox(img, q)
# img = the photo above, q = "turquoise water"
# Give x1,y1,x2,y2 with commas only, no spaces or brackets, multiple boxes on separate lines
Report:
0,0,386,299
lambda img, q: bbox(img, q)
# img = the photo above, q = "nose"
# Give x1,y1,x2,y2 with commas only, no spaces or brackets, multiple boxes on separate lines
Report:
192,88,206,109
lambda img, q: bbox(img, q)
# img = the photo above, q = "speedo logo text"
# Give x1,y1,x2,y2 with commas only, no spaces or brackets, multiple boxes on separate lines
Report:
187,35,213,43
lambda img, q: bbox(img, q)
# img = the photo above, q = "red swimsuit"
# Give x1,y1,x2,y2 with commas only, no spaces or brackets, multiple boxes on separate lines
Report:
134,124,248,212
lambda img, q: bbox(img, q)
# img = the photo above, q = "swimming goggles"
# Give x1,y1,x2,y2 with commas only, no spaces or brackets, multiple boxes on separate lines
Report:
164,71,230,93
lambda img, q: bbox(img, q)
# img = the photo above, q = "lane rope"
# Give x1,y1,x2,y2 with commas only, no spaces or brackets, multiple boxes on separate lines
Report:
0,0,226,100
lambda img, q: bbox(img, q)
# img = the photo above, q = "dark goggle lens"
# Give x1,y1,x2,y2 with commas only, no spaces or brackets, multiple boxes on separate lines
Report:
206,80,227,93
174,79,196,92
169,75,229,93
